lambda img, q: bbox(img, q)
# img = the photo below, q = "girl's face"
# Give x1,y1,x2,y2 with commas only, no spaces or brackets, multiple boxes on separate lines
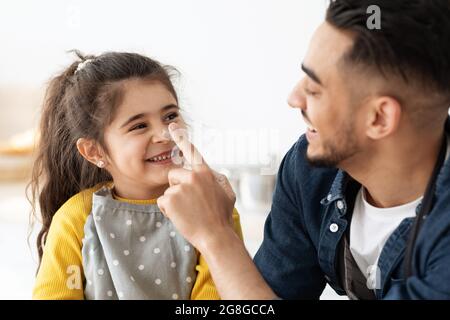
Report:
102,79,185,199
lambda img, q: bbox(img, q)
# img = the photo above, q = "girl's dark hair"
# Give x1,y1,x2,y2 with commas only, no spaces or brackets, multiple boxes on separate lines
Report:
326,0,450,100
28,51,179,268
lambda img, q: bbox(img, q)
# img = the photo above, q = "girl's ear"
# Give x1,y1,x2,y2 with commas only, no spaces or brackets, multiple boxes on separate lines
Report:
76,138,107,168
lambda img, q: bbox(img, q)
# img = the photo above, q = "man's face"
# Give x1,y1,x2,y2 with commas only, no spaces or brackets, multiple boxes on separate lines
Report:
288,22,367,168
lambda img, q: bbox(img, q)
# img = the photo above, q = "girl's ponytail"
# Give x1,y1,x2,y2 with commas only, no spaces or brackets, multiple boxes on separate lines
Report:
29,54,110,268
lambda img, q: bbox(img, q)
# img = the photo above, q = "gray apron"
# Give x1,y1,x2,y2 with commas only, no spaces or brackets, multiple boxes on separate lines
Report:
81,186,197,300
338,234,377,300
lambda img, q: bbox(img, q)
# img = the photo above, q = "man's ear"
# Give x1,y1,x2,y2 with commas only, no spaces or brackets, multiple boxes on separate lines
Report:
365,96,402,140
76,138,107,168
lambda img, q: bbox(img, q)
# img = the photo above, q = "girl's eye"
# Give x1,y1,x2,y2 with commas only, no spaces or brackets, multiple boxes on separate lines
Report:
164,112,179,122
129,123,147,131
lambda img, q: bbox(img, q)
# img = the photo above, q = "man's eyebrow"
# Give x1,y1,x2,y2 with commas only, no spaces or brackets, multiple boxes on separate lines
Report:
120,104,179,129
301,63,323,85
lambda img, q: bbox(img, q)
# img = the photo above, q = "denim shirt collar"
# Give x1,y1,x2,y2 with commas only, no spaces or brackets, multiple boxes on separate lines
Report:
434,120,450,199
320,170,351,214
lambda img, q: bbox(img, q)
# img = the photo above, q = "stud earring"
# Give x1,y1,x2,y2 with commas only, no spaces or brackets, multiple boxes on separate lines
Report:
97,160,105,168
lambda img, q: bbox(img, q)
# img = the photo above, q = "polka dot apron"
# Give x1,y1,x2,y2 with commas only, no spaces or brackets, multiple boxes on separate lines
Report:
81,186,197,300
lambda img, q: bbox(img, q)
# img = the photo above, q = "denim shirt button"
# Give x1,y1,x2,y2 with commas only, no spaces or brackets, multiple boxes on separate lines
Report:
327,194,332,201
329,223,339,233
336,200,344,210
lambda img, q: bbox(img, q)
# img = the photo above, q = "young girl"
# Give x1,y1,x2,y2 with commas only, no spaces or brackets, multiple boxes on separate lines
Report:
30,51,243,299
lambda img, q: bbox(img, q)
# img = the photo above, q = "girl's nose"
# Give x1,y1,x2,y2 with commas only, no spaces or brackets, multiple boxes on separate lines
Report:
151,127,172,144
287,78,307,112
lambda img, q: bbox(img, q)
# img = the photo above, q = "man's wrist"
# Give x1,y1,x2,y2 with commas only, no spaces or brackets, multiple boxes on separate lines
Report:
197,224,242,258
196,221,277,299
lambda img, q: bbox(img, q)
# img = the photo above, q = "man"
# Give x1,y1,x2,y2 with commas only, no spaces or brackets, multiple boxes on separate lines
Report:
157,0,450,299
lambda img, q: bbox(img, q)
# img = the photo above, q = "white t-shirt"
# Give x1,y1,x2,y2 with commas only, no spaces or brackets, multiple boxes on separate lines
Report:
349,188,421,288
350,136,450,289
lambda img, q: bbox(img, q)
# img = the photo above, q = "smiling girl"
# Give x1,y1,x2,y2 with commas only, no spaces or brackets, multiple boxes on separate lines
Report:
30,51,242,299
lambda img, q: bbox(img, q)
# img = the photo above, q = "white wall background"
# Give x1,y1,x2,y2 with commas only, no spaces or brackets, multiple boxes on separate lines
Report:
0,0,329,165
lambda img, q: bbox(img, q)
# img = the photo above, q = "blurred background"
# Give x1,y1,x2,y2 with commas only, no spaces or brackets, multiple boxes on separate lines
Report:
0,0,344,299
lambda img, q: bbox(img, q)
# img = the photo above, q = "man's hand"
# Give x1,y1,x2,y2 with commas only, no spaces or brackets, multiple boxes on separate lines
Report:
157,122,276,299
157,122,236,251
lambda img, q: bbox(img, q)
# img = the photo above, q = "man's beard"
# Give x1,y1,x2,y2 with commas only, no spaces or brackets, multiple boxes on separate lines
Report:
306,121,359,168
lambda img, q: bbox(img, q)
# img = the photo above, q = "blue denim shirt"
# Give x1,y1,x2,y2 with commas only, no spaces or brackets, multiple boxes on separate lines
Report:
254,121,450,299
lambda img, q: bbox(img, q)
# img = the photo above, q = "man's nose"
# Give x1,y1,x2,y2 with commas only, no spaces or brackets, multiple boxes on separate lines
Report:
287,78,307,111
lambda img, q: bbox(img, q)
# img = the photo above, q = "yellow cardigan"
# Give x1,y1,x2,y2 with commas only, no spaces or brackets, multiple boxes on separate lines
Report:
33,182,243,300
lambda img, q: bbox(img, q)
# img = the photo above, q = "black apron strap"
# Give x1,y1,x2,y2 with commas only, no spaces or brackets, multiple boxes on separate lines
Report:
338,234,377,300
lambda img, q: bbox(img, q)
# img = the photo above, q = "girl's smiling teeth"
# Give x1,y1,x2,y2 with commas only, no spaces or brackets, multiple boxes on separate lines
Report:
146,150,172,163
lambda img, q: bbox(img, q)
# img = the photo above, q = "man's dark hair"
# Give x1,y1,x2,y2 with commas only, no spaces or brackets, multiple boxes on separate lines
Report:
326,0,450,102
